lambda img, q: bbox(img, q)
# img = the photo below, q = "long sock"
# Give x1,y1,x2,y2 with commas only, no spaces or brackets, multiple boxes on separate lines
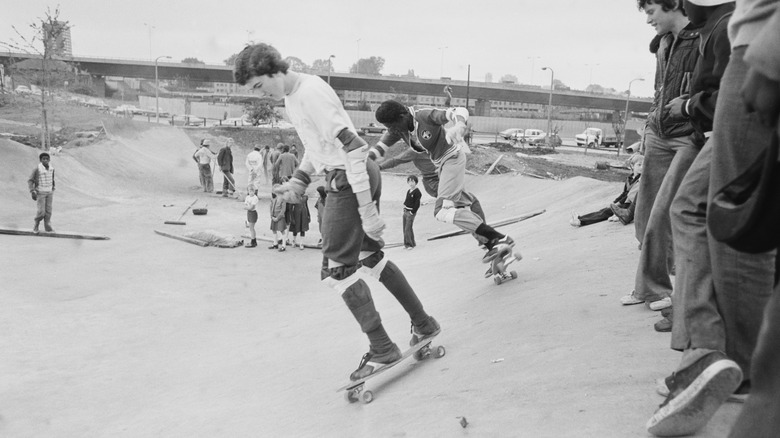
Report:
366,324,393,354
475,223,505,247
378,260,428,326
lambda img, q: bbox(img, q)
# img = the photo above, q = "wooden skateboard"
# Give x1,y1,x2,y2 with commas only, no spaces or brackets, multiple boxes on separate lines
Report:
484,245,521,285
337,334,445,404
0,228,109,240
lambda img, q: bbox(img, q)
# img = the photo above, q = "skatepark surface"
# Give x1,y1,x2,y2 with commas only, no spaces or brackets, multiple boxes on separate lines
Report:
0,121,741,437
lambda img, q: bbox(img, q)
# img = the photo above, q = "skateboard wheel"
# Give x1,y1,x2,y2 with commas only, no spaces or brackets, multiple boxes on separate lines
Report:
361,390,374,404
346,389,360,403
494,276,502,285
434,345,446,358
510,271,518,279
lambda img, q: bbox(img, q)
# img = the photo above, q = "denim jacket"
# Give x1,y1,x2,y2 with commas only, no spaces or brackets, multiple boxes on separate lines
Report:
648,24,702,139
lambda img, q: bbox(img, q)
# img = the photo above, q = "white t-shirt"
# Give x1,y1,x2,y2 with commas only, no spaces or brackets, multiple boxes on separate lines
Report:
285,73,369,193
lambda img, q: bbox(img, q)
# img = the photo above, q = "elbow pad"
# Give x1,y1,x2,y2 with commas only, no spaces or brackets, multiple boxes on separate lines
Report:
446,107,469,123
368,141,389,160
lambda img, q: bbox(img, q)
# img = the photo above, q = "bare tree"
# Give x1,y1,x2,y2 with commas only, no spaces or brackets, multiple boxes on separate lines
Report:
0,6,72,149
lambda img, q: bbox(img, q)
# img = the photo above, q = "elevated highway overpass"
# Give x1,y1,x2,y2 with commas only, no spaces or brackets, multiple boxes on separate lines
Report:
0,52,652,113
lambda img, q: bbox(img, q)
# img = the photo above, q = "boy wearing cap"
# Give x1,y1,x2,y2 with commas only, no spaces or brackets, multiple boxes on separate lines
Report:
192,139,216,192
233,43,440,380
27,152,55,233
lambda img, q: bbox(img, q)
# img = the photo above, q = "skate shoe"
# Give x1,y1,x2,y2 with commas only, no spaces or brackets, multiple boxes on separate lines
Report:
410,316,441,346
482,236,515,263
349,344,402,381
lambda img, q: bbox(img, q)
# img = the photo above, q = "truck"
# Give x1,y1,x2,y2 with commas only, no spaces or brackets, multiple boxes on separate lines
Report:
575,127,619,148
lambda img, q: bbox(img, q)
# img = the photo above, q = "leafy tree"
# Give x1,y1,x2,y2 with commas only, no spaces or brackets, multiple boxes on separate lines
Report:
499,74,518,84
585,84,605,94
310,58,332,73
553,78,570,91
0,6,72,149
182,57,205,65
284,56,310,73
223,53,238,66
350,57,385,75
245,101,280,126
404,69,417,78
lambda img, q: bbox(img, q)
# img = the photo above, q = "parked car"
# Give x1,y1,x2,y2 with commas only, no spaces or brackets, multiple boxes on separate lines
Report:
519,129,547,145
113,104,142,115
219,115,253,126
14,86,32,95
360,122,387,135
499,128,524,140
84,98,109,110
575,127,619,148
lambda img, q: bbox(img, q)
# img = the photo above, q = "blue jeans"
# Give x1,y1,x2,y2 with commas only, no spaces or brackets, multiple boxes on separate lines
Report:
633,129,698,302
402,210,416,248
669,47,776,374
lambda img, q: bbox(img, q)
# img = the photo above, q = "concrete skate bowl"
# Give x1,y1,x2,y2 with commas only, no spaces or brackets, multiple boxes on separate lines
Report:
0,120,199,225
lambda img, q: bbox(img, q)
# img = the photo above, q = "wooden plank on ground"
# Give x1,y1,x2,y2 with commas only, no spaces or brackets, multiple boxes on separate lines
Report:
154,229,208,247
427,209,546,241
485,154,504,175
0,228,109,240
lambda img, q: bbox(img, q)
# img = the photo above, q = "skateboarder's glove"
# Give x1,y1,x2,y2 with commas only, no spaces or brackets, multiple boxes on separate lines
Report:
273,170,311,204
30,190,37,201
356,189,385,241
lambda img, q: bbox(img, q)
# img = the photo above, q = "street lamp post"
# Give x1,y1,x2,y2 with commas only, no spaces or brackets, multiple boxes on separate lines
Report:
541,67,555,142
622,77,645,156
527,56,540,85
155,55,172,124
438,46,448,78
327,55,335,85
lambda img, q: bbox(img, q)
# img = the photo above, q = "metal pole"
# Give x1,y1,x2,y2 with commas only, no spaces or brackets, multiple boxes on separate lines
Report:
155,55,171,124
466,64,470,112
542,67,554,140
623,78,644,156
327,55,335,85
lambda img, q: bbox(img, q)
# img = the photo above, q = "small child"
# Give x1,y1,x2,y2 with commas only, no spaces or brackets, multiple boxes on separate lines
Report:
244,185,260,248
314,185,327,246
571,154,644,227
403,175,422,249
288,193,311,250
269,184,288,251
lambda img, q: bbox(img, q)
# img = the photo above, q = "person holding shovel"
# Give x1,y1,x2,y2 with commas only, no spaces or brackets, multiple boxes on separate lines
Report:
218,138,236,197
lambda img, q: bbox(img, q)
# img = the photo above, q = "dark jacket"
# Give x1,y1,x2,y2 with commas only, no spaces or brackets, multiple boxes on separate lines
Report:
404,187,422,215
648,23,702,139
217,146,234,173
686,3,735,147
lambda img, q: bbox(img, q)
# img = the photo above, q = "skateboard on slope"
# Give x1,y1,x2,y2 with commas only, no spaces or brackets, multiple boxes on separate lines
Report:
483,244,521,285
337,334,445,404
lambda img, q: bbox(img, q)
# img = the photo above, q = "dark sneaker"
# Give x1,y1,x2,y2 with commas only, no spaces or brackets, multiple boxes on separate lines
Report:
349,344,402,381
44,224,54,232
654,317,672,332
482,236,515,262
410,316,441,346
646,352,742,436
268,244,278,250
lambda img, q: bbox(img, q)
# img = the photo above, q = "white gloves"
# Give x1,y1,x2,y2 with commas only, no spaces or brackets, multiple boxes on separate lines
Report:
355,189,385,241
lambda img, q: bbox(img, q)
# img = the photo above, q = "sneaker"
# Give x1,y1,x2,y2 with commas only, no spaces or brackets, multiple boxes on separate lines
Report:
660,306,674,319
656,375,748,403
33,223,40,233
620,291,644,306
482,236,515,262
410,316,441,346
648,297,672,311
245,239,257,248
44,224,54,232
654,317,672,332
349,344,402,381
646,352,743,436
268,243,278,250
298,243,305,250
278,245,286,252
569,212,581,227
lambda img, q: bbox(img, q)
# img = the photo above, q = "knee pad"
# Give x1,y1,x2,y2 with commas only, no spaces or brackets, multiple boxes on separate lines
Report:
360,251,389,280
435,205,457,224
322,264,362,293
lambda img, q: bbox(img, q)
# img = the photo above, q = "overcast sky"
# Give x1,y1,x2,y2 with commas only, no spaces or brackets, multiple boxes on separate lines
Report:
1,0,659,98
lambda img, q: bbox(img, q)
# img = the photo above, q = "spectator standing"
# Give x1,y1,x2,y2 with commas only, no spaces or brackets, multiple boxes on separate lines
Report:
269,143,282,184
27,152,55,233
288,193,311,250
245,145,263,190
217,138,236,197
244,185,260,248
268,184,288,251
403,175,422,249
275,145,299,182
192,139,216,193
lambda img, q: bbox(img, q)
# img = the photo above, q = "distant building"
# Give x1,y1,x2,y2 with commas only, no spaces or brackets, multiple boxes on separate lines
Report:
43,20,72,56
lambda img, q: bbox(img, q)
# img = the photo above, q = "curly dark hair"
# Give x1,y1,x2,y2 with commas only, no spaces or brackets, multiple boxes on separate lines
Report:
233,43,290,85
375,100,409,124
637,0,685,13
